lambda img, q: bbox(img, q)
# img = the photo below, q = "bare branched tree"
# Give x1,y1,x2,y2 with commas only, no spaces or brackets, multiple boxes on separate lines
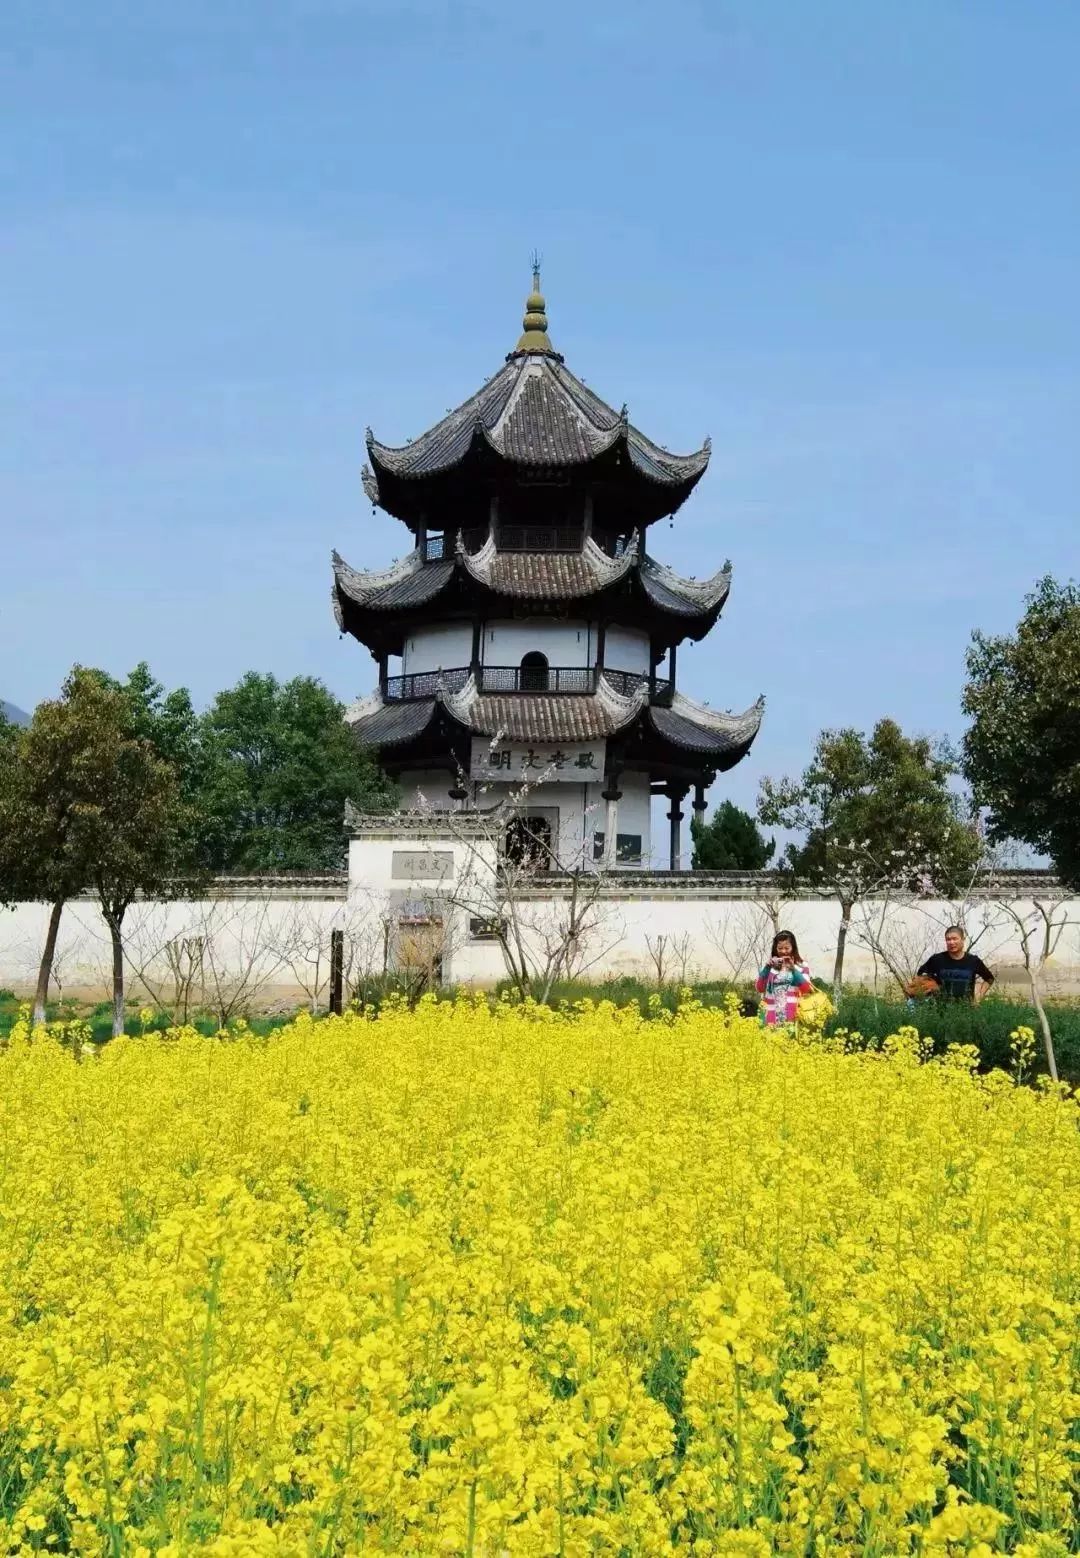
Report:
644,932,673,987
644,930,695,988
163,934,205,1024
704,890,798,985
113,902,206,1021
850,897,935,994
340,895,397,1003
194,899,285,1027
267,902,339,1015
988,885,1075,1084
671,931,698,988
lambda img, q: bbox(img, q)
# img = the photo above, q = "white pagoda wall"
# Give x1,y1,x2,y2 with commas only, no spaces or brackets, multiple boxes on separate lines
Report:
392,773,652,870
480,619,592,667
402,623,472,676
401,620,652,678
605,625,650,674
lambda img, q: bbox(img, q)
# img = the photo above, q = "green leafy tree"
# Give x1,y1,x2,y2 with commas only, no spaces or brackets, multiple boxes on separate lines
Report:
111,662,222,868
758,719,981,989
117,663,205,778
690,801,775,870
962,576,1080,887
0,671,135,1024
0,666,204,1034
82,727,194,1038
201,673,395,872
0,707,17,770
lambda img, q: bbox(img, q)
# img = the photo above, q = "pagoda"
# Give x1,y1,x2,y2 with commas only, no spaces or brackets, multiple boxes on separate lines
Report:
333,268,763,869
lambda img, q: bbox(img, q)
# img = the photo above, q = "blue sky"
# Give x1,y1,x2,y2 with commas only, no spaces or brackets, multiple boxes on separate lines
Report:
3,0,1079,818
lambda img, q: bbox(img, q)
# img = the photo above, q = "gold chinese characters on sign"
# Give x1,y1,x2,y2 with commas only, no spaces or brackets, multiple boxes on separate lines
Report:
469,738,607,784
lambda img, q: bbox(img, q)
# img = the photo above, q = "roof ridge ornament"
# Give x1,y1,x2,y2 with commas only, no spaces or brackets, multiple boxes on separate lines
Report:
580,532,638,585
508,255,563,361
343,688,386,725
331,546,424,602
667,689,765,741
438,672,479,725
641,552,732,610
596,670,651,727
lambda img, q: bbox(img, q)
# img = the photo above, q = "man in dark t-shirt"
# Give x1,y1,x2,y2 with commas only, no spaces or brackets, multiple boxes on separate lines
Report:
917,926,995,1002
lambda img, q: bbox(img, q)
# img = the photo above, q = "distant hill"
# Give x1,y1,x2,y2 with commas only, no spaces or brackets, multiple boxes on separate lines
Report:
1,700,29,726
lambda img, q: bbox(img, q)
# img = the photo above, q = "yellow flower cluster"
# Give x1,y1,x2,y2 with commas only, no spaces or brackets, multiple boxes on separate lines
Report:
1,996,1079,1555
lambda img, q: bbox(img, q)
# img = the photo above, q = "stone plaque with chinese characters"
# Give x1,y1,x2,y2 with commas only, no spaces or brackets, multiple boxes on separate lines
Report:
390,850,455,881
470,738,606,784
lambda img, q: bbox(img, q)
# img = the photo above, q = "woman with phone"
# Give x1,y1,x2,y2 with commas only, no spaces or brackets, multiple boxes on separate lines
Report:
755,930,814,1027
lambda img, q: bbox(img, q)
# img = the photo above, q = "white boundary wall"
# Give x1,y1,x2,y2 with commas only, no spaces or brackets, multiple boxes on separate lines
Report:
1,855,1078,1001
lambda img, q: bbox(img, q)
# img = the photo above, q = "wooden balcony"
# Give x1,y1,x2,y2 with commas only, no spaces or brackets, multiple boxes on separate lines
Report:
383,667,471,702
382,666,675,703
496,526,582,553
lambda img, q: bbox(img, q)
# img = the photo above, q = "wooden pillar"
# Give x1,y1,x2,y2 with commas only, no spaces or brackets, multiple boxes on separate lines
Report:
417,518,428,562
667,784,689,871
488,491,499,541
378,652,389,697
470,619,482,679
583,490,594,538
601,775,622,871
329,929,344,1015
668,642,678,691
692,781,707,862
596,621,606,673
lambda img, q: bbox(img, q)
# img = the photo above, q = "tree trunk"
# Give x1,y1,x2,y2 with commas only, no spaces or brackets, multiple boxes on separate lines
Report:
1027,968,1059,1084
32,897,65,1028
107,913,126,1038
832,901,852,993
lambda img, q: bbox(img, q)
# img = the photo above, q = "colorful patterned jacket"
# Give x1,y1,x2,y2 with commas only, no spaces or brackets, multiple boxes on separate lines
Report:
755,960,813,1025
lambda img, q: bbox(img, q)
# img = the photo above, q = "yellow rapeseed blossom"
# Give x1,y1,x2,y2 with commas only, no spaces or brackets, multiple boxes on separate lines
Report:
1,995,1079,1553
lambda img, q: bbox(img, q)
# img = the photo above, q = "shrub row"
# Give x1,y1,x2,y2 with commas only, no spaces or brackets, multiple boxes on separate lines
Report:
827,992,1080,1079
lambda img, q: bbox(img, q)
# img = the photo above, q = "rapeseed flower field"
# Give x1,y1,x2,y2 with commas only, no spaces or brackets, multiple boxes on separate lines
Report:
1,997,1078,1555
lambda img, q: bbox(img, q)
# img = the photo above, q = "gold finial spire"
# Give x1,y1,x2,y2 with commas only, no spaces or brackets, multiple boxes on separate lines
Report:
511,251,556,356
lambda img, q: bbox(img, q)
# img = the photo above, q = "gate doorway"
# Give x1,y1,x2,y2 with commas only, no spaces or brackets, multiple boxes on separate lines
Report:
505,813,554,869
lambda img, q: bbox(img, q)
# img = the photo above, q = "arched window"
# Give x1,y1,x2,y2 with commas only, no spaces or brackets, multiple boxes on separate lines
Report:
519,651,549,692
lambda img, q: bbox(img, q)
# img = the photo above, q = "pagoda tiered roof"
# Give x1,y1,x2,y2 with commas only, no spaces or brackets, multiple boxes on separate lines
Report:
650,693,766,757
335,267,764,795
361,274,710,530
331,535,731,654
345,675,763,776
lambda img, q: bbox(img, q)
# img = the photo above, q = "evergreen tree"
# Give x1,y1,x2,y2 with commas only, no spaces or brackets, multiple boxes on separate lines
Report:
690,801,775,870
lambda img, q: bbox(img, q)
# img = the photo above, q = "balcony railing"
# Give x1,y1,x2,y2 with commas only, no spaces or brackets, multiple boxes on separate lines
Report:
480,665,596,694
419,528,643,560
384,666,471,702
384,665,675,702
497,526,582,553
